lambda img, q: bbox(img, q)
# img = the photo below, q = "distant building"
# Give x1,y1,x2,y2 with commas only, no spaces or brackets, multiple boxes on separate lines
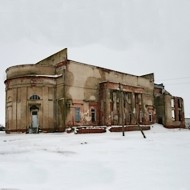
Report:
4,48,185,133
185,118,190,128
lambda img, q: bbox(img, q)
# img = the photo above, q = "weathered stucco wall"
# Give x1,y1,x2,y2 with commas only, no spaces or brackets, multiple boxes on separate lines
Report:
67,61,154,101
63,61,155,126
5,64,59,133
5,48,184,133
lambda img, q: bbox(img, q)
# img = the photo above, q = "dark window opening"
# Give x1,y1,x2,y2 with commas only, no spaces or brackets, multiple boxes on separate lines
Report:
149,112,152,122
179,111,182,121
158,116,163,124
32,111,37,115
91,108,96,122
178,99,181,108
75,108,80,122
30,105,39,111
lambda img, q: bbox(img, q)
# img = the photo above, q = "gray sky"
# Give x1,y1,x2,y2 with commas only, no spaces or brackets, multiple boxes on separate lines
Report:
1,0,190,124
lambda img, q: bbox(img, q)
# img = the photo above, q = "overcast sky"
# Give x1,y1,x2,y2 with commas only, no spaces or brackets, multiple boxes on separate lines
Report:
0,0,190,124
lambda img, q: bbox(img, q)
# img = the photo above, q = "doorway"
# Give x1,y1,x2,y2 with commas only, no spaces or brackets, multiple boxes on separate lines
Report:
29,105,39,133
32,111,38,129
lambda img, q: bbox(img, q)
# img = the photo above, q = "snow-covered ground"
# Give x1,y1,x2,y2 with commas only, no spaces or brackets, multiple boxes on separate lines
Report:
0,124,190,190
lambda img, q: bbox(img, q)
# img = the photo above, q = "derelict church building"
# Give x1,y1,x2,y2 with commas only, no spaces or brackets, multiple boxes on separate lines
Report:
4,48,185,133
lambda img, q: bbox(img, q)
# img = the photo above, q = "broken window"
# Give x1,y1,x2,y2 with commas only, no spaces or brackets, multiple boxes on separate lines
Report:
172,110,175,121
75,107,80,122
91,108,96,122
171,98,174,108
178,99,181,108
178,110,182,121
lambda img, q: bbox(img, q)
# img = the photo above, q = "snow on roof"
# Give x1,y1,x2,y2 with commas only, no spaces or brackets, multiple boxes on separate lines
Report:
26,74,63,78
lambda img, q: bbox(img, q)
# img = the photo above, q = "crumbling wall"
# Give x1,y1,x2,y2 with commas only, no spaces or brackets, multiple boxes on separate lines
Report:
154,84,185,128
165,95,185,128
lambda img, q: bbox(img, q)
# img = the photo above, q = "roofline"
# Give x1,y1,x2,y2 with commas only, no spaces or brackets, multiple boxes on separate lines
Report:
68,59,154,80
36,48,67,64
4,74,62,84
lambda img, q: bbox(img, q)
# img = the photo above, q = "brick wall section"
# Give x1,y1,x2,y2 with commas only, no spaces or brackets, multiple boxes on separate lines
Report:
109,125,150,132
75,127,106,134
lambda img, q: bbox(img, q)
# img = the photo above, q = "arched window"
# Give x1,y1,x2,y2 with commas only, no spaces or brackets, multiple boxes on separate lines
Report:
30,95,40,100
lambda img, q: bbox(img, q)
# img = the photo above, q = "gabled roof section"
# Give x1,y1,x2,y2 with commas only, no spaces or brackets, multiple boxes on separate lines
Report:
36,48,67,66
36,48,155,83
141,73,154,82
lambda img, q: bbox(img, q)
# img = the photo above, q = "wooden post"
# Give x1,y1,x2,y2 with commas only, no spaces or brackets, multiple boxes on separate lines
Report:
119,83,125,136
138,123,146,138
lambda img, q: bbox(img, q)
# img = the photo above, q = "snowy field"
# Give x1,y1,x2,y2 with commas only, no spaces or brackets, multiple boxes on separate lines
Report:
0,124,190,190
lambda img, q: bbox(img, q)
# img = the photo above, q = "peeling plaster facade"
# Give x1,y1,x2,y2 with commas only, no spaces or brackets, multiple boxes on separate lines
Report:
4,48,185,133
